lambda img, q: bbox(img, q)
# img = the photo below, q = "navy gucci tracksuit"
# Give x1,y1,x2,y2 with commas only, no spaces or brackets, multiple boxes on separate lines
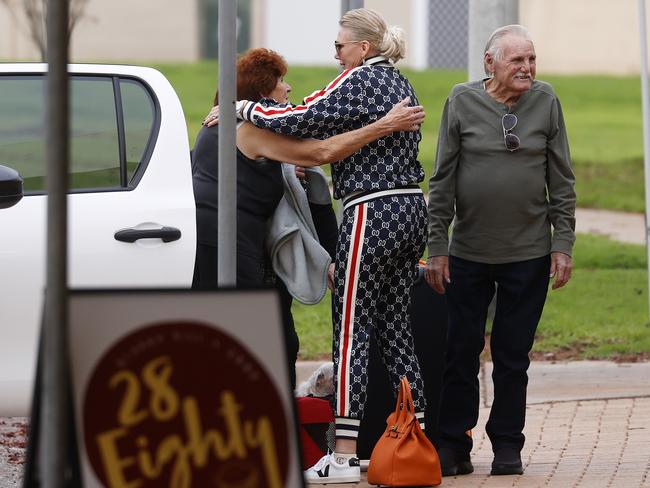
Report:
241,56,427,438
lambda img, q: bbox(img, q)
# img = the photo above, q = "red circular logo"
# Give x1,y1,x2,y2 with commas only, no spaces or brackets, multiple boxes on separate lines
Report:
82,321,289,488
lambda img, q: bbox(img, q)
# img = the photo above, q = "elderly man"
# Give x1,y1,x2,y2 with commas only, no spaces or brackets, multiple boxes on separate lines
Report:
425,24,575,476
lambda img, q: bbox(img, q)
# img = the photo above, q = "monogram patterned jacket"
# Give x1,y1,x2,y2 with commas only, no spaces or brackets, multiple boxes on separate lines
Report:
239,56,425,200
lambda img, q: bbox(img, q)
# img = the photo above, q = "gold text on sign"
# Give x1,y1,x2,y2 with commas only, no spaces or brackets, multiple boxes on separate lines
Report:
95,356,281,488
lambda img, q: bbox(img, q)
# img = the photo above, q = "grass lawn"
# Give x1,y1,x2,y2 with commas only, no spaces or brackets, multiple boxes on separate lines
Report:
156,62,647,211
293,234,649,360
534,234,649,359
535,269,649,359
151,62,650,359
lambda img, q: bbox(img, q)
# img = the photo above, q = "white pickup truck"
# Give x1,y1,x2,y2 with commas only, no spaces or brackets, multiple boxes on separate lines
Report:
0,64,197,415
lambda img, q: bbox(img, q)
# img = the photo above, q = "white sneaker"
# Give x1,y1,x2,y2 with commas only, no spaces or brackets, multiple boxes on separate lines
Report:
304,453,361,484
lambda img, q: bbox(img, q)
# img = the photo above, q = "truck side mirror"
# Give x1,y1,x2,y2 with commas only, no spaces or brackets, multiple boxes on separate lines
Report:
0,165,24,209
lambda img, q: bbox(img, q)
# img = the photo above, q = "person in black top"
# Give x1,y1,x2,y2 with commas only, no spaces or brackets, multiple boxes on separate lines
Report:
192,48,425,388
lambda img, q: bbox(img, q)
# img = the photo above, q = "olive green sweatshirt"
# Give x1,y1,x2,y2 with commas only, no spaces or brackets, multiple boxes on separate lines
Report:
427,79,576,264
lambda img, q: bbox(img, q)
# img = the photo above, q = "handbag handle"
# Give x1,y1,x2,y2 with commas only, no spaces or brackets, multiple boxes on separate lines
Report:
391,377,416,425
392,377,405,416
386,378,417,436
400,377,415,415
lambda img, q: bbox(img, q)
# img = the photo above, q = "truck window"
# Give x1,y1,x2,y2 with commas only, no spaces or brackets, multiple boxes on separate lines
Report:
0,74,156,193
120,79,156,184
0,77,45,191
70,77,121,190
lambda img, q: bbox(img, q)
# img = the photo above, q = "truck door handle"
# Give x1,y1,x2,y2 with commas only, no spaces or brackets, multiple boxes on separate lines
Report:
114,226,181,243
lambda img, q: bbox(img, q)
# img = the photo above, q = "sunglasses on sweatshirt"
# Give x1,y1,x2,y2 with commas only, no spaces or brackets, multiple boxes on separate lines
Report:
502,113,520,152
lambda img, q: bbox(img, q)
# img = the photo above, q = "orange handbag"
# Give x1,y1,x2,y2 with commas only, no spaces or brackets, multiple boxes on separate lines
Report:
367,377,442,487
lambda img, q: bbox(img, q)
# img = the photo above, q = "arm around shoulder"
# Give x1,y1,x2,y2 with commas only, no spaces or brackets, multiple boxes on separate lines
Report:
240,97,425,167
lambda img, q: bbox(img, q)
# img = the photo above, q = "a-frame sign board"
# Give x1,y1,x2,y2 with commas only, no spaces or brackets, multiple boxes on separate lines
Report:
24,288,305,488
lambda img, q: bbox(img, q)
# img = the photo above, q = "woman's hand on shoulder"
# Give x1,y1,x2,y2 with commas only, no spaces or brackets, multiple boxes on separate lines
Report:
380,97,425,134
203,106,220,127
203,100,250,127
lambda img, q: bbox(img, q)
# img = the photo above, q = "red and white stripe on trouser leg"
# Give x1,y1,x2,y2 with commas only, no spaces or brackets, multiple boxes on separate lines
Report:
336,202,367,424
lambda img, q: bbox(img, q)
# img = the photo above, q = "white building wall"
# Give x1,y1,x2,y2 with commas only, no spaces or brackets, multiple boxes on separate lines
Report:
251,0,341,66
73,0,200,62
520,0,650,75
1,0,648,74
0,0,200,62
252,0,650,75
411,0,430,69
250,0,427,68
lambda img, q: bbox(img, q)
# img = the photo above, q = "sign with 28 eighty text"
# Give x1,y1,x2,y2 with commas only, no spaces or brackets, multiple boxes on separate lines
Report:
69,290,304,488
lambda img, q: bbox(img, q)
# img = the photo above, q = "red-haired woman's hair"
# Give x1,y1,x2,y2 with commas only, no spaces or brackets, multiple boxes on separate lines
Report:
213,48,288,105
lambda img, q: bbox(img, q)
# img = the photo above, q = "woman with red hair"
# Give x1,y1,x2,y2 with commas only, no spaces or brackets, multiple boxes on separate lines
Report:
192,48,424,389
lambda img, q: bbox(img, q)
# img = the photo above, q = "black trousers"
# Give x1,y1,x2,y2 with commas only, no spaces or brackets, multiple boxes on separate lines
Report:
277,280,299,390
437,254,550,456
192,243,299,389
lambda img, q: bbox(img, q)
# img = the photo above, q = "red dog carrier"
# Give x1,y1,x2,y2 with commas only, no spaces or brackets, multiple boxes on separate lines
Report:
296,396,335,469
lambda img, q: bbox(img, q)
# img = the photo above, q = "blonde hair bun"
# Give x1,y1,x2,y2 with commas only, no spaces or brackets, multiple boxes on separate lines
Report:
381,25,406,63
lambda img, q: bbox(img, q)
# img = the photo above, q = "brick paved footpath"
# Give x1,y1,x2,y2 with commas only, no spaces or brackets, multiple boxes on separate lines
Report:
301,361,650,488
317,397,650,488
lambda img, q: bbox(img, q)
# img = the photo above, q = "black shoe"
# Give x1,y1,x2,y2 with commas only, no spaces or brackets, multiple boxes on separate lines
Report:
438,447,474,477
491,448,523,475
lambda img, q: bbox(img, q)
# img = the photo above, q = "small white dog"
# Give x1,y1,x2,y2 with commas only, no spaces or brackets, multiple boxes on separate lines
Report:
296,361,334,397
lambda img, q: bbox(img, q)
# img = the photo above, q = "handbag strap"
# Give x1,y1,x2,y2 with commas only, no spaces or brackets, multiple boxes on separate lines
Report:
392,376,405,416
386,378,417,436
400,377,415,416
392,377,415,428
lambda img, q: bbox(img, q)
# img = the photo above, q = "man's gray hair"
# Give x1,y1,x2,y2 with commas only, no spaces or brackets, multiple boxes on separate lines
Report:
483,24,532,76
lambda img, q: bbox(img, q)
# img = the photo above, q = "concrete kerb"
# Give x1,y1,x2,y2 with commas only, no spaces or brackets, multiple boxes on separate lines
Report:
298,359,650,406
484,360,650,405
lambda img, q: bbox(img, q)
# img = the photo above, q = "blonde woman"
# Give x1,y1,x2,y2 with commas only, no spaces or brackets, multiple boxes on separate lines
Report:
208,9,429,483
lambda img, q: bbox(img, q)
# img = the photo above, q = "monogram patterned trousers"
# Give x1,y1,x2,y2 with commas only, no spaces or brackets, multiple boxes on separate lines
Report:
332,191,428,440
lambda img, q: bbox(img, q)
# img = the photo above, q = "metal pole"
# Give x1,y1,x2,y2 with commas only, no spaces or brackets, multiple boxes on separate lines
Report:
468,0,518,81
42,0,69,484
638,0,650,319
341,0,349,16
335,0,363,223
217,0,237,286
341,0,363,16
